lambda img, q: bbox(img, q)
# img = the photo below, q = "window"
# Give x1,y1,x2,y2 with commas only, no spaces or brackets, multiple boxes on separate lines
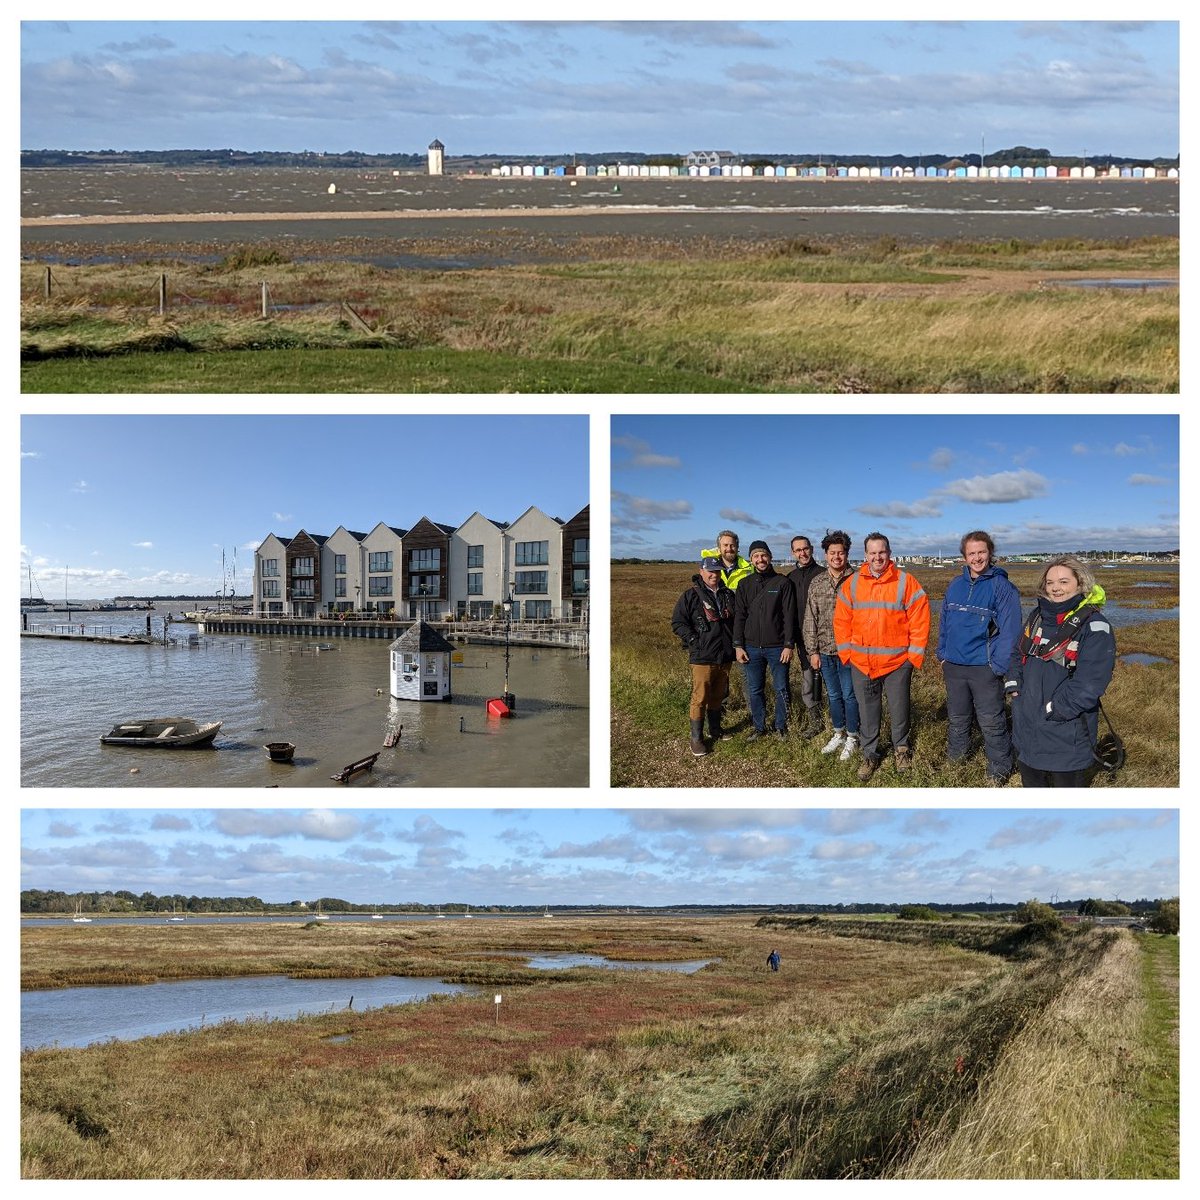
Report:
515,571,548,594
515,540,548,566
467,572,483,595
291,556,314,576
369,577,393,597
410,574,440,598
573,568,589,595
292,579,315,598
467,545,484,568
334,554,346,575
261,558,279,577
573,538,589,564
334,578,346,597
525,600,552,619
368,551,392,573
262,580,280,598
409,547,441,570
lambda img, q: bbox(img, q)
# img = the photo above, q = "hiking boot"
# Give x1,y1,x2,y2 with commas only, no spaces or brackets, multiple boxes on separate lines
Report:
774,727,788,740
820,730,847,755
857,756,879,782
801,709,824,739
707,708,732,742
745,728,765,743
839,734,859,763
894,747,913,774
986,774,1008,788
689,719,708,758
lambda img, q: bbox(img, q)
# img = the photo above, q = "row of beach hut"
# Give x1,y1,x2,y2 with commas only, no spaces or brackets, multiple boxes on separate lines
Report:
488,163,1176,180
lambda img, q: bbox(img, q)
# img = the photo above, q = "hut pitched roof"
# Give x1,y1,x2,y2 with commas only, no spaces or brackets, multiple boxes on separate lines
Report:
389,619,456,654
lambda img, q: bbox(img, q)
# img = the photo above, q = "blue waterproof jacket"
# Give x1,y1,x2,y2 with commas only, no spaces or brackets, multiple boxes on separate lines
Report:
1004,587,1115,772
937,563,1022,675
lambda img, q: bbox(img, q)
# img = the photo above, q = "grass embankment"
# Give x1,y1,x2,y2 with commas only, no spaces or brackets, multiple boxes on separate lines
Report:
21,918,1175,1178
611,561,1178,788
20,235,1178,392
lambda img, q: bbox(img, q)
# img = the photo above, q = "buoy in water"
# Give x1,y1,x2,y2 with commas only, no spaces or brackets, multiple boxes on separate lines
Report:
327,183,337,194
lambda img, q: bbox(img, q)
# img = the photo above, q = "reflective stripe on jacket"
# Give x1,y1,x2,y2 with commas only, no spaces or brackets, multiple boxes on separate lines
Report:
833,560,930,678
702,547,753,591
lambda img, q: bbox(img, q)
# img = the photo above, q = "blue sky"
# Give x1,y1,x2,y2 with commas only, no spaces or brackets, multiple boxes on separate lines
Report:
19,18,1179,157
19,808,1179,905
20,415,588,600
612,414,1179,560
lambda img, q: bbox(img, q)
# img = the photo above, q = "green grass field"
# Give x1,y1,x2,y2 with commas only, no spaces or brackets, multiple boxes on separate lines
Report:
611,561,1179,787
20,235,1178,393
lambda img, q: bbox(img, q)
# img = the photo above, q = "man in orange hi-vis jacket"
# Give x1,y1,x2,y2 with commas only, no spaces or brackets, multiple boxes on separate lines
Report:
833,532,930,782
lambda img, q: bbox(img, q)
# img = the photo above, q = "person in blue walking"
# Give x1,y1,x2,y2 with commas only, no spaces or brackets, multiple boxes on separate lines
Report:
767,949,781,972
937,530,1022,785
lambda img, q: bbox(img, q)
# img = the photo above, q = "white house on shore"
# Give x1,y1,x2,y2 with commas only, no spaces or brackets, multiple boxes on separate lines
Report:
252,504,589,620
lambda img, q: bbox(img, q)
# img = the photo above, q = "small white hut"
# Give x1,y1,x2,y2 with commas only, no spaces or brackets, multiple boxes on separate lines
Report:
428,139,445,177
389,620,454,701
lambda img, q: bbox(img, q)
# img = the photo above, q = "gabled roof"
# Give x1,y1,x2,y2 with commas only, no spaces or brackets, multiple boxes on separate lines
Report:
389,619,456,654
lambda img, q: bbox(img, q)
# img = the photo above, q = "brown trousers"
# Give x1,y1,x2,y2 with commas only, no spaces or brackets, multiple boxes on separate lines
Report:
690,662,731,721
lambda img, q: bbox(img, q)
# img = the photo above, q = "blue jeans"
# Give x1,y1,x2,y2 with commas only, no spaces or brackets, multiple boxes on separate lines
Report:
743,645,789,733
819,654,859,734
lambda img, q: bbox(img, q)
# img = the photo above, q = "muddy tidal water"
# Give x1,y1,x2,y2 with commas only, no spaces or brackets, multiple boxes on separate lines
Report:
20,170,1178,255
20,618,589,788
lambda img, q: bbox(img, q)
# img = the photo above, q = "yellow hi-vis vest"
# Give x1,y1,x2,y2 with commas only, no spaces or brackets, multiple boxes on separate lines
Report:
702,548,753,590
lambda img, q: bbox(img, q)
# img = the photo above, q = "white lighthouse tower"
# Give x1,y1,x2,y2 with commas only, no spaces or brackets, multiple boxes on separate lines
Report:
428,139,445,177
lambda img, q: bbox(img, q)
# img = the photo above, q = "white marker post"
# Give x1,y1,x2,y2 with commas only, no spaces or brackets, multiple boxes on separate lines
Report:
494,993,502,1025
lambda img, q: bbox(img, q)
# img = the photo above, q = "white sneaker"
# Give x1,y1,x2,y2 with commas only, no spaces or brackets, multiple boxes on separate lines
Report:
821,730,846,755
839,735,859,763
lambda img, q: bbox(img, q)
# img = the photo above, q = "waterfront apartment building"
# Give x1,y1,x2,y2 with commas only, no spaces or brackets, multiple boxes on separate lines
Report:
253,504,589,620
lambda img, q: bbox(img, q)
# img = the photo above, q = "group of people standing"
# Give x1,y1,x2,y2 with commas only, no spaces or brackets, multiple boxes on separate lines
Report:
670,529,1117,786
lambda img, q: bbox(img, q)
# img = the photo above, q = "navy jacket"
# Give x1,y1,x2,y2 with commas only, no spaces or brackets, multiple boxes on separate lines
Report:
937,563,1022,675
733,567,796,650
1005,592,1115,772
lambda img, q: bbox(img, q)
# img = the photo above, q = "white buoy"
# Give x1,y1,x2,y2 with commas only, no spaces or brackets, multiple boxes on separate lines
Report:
327,183,337,195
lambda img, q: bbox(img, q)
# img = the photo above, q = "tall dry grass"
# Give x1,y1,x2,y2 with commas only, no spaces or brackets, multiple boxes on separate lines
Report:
20,236,1178,392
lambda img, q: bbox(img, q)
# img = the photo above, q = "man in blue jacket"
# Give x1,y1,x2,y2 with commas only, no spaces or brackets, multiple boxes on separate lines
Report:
937,531,1022,784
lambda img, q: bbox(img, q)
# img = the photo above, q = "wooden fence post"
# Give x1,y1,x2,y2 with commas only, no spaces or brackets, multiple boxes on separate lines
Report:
158,273,167,315
44,266,52,299
261,281,269,319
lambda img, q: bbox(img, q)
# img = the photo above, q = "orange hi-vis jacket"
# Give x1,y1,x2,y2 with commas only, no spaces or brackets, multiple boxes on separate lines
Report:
833,560,930,679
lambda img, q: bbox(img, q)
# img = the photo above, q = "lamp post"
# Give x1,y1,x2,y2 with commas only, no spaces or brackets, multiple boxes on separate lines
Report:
503,580,515,708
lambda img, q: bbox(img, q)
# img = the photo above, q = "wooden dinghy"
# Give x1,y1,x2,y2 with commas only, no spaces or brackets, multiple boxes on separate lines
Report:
100,718,222,747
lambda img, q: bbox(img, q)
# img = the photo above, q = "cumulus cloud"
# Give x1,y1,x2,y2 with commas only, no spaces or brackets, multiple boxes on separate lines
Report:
611,490,692,531
718,507,774,529
612,434,681,469
855,497,943,519
544,835,657,862
211,809,364,842
151,814,192,832
810,839,879,861
940,469,1048,504
987,817,1063,849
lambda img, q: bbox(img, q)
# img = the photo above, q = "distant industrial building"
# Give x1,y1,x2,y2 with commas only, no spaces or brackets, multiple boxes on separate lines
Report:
253,504,589,621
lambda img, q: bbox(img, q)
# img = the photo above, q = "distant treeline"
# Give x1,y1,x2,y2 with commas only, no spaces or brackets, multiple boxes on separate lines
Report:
20,889,1163,916
21,146,1180,171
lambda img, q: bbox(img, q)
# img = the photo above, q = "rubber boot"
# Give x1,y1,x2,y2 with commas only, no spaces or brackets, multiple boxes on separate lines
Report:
689,719,708,757
707,707,731,742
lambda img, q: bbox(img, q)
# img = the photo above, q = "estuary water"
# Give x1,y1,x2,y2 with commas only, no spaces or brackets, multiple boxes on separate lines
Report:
20,620,588,788
21,953,715,1050
21,973,476,1050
